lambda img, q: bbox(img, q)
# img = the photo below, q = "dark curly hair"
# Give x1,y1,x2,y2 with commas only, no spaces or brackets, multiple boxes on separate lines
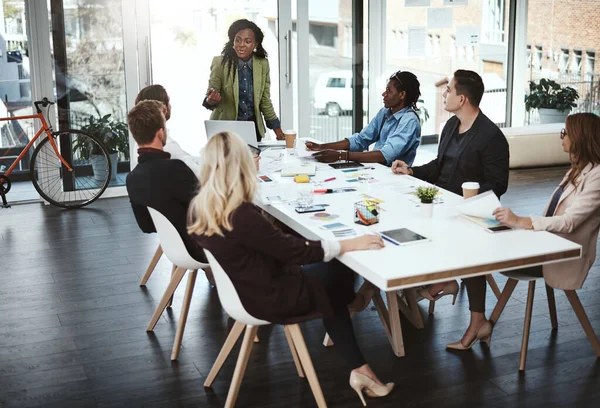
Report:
221,19,268,78
389,71,421,110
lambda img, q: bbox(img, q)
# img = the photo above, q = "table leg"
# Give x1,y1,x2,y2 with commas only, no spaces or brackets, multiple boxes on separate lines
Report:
397,288,425,329
386,291,405,357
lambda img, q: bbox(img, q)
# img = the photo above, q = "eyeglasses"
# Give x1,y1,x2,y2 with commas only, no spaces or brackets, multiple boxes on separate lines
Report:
560,128,567,140
390,72,404,88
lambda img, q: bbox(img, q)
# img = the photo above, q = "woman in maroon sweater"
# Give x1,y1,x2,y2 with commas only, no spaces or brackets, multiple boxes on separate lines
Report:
188,131,394,405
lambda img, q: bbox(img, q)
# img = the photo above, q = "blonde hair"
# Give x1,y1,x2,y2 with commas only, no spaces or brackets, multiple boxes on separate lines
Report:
187,131,257,237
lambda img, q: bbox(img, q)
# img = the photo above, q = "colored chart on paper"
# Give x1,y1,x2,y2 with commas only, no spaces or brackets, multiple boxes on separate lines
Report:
310,212,340,221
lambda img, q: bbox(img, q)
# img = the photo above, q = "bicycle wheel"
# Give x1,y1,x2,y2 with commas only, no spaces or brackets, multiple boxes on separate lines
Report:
30,130,112,209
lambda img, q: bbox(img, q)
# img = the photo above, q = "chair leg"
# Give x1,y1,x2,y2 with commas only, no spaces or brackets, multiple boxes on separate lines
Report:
546,284,558,330
204,321,246,388
166,264,177,308
486,274,502,300
146,266,187,332
428,300,435,315
284,325,305,378
139,245,163,286
224,325,259,408
519,280,536,371
287,324,327,408
564,290,600,357
171,270,198,360
489,278,518,325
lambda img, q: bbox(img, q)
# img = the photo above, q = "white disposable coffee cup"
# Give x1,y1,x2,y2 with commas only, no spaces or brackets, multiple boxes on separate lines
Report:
462,182,480,199
284,130,297,149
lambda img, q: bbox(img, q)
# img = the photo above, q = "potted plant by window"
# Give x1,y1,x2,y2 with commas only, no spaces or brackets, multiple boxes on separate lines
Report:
415,186,439,218
525,79,579,124
75,114,129,181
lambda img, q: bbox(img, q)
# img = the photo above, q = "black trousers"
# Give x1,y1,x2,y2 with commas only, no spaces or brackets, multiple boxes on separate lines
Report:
464,266,543,313
246,116,261,142
302,260,367,370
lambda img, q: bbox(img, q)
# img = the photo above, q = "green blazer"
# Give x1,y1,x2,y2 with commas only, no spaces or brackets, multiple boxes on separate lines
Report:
205,55,279,139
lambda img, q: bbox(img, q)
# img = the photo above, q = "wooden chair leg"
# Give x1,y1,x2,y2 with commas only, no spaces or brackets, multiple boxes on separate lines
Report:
489,278,518,325
546,284,558,330
287,324,327,408
428,300,435,315
224,325,259,408
284,326,305,378
166,264,177,308
146,266,187,332
204,321,246,387
519,281,536,371
486,274,502,300
564,290,600,357
254,334,260,343
139,244,163,286
171,270,198,360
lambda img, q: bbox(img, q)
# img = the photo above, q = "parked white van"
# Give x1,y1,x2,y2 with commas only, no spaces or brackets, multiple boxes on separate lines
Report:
313,70,368,116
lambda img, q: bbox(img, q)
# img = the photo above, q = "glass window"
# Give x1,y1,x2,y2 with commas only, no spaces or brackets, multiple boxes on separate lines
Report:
326,77,346,88
558,48,569,74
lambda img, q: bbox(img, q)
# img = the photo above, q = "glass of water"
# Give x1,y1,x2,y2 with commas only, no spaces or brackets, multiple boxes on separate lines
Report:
358,171,373,184
296,186,314,208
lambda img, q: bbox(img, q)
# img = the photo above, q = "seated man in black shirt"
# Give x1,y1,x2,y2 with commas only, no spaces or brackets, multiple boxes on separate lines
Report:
391,69,509,198
126,100,211,278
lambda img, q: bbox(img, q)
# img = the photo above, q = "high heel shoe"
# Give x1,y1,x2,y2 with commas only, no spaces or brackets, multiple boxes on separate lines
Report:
349,371,394,406
418,280,459,305
446,320,493,350
348,281,379,313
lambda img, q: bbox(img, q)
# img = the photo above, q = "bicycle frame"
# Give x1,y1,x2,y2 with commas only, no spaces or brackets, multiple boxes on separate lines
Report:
0,111,73,176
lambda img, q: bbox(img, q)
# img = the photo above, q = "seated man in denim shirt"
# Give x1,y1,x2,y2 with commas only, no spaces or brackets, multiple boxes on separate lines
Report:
306,71,422,166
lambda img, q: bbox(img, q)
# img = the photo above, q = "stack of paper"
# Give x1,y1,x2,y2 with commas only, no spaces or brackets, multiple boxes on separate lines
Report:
455,191,503,228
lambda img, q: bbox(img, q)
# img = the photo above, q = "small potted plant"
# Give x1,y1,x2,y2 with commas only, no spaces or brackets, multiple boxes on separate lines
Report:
525,78,579,124
75,114,129,181
416,185,439,218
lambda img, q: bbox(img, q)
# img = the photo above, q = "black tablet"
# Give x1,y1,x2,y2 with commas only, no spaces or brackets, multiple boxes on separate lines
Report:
329,161,364,169
379,228,429,246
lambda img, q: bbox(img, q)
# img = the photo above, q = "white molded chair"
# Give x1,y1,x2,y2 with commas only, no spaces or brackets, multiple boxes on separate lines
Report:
203,249,327,408
146,207,210,360
490,270,600,371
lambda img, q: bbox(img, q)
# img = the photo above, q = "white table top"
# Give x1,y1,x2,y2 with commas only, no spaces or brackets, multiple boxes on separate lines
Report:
256,146,582,291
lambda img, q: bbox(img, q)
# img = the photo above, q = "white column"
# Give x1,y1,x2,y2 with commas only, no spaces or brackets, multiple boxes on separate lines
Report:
510,0,528,127
277,0,294,131
296,0,309,138
368,0,386,122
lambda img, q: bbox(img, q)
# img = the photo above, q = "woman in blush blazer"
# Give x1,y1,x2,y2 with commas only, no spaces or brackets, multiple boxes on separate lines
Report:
444,112,600,350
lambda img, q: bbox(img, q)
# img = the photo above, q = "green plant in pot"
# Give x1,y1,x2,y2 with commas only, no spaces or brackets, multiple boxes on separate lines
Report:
525,79,579,124
415,185,439,218
74,114,129,181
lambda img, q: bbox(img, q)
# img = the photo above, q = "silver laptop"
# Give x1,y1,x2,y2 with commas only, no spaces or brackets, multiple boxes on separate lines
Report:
204,120,258,147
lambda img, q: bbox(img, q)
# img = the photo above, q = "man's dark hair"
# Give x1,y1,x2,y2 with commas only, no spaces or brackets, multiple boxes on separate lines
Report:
221,19,268,77
135,84,169,105
128,100,165,145
453,70,485,107
389,71,421,110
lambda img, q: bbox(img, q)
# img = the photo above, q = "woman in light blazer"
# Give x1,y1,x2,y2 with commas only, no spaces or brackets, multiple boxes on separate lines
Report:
447,112,600,350
203,19,284,142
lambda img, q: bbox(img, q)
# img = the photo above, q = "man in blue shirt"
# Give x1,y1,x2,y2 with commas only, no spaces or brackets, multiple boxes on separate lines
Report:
306,71,422,166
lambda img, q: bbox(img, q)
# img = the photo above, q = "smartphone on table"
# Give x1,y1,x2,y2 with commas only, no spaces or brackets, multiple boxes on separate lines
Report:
295,205,326,214
486,225,513,233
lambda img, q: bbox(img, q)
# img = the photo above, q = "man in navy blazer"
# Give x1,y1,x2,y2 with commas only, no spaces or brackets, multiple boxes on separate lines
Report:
392,70,509,198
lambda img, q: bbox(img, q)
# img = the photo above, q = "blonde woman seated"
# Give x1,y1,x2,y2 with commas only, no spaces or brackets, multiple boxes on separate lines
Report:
187,131,394,405
429,112,600,350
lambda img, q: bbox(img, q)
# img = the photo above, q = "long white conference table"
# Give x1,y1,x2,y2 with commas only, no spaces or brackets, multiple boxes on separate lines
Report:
256,143,581,357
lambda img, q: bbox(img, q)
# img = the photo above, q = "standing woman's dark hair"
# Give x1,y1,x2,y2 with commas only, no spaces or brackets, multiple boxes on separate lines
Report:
221,19,268,76
389,71,421,110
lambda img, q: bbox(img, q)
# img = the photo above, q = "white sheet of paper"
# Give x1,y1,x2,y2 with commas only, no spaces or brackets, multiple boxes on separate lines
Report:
456,25,480,47
408,27,427,57
455,191,501,219
444,0,468,5
427,8,453,29
405,0,431,6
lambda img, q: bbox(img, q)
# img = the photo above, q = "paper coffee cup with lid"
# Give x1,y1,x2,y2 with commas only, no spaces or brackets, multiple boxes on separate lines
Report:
462,182,480,199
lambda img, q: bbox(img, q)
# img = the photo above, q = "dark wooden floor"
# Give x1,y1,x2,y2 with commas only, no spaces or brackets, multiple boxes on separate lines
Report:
1,165,600,408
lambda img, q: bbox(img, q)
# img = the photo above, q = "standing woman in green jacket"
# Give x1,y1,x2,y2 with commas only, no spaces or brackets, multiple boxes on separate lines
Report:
203,19,285,142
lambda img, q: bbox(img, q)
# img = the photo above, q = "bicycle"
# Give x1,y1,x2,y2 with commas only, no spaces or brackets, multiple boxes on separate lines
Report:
0,98,112,209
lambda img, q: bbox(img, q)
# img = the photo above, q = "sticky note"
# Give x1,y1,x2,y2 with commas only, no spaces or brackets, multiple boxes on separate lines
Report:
294,174,310,183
